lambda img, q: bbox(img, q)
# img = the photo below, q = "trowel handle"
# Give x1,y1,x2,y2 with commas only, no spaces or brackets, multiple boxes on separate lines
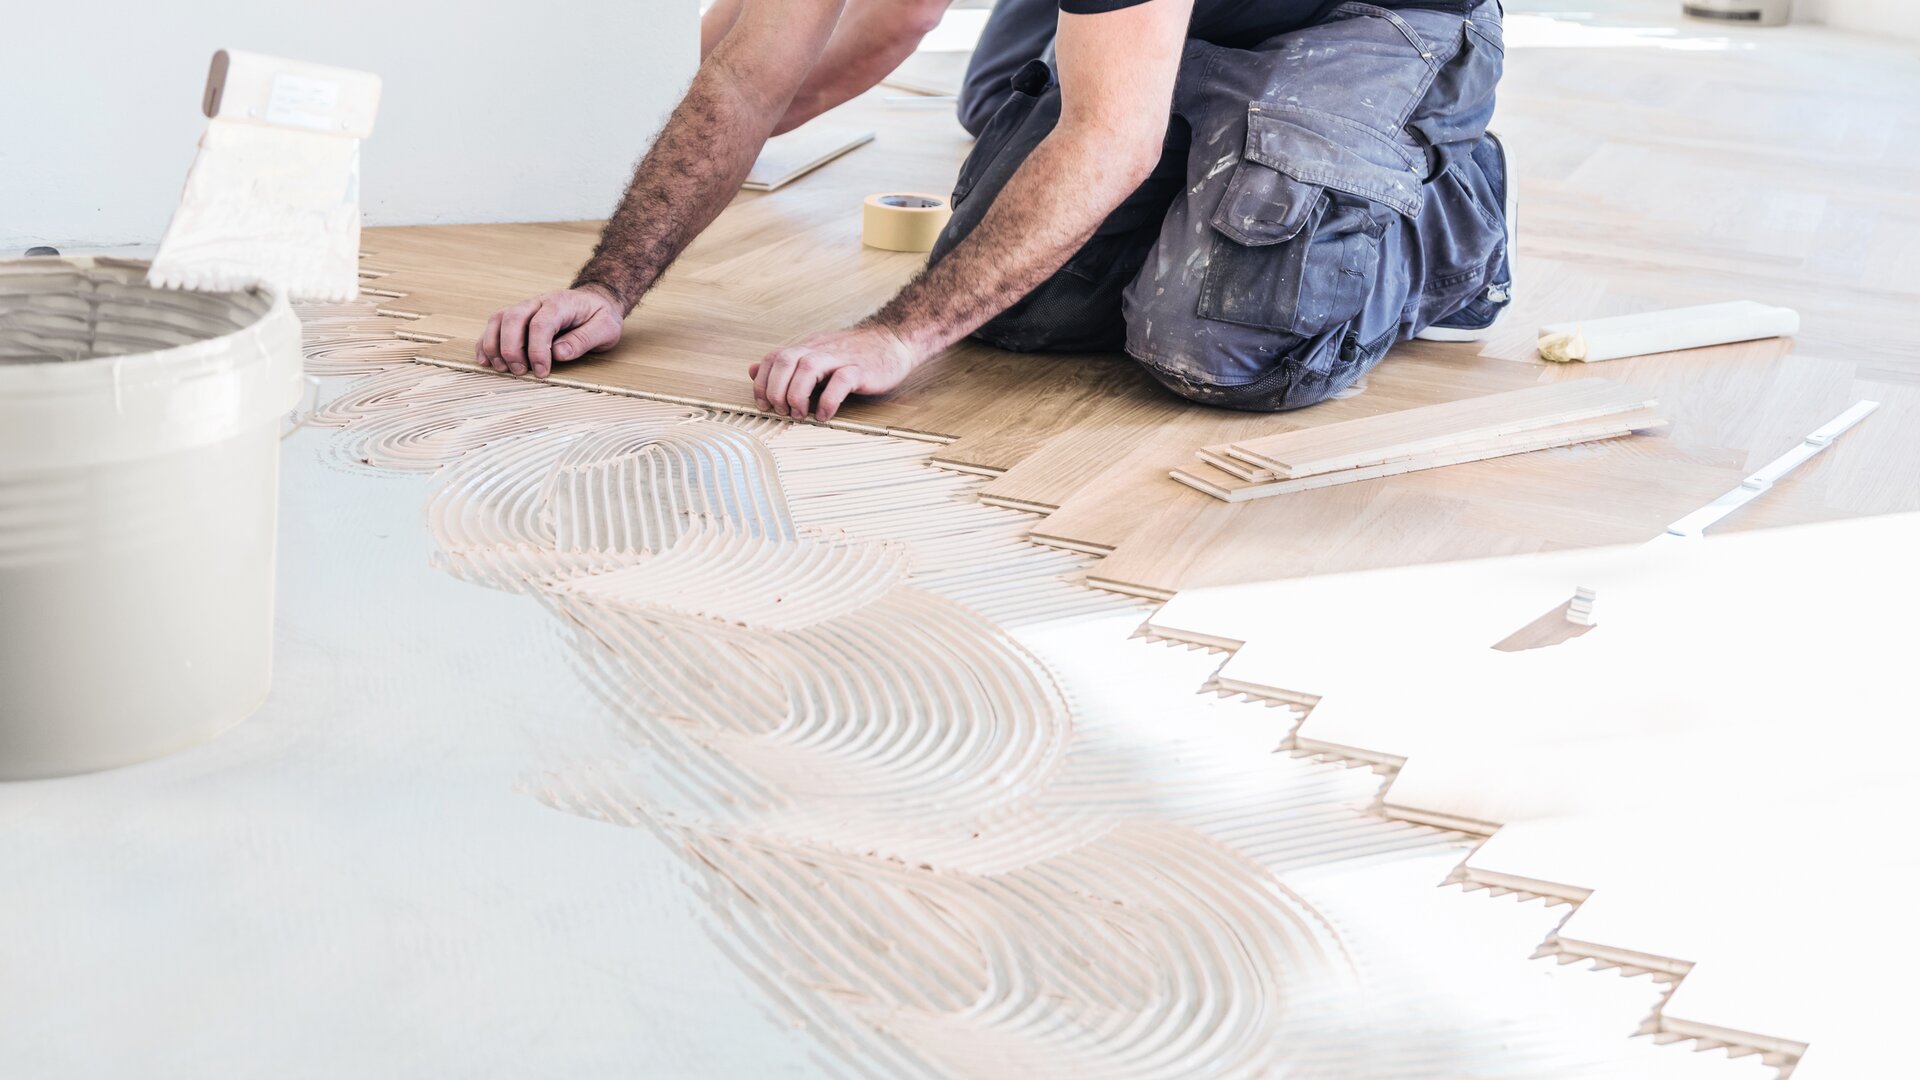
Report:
202,49,382,139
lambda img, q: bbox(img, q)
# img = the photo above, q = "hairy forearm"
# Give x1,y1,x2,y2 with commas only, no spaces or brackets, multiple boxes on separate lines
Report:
574,0,849,311
570,68,771,311
868,127,1151,355
740,4,1189,420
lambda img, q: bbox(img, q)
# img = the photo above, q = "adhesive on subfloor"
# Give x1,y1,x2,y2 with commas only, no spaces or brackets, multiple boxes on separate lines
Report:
298,309,1768,1080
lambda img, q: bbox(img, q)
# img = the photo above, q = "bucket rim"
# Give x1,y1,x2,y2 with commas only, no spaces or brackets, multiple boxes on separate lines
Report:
0,256,293,388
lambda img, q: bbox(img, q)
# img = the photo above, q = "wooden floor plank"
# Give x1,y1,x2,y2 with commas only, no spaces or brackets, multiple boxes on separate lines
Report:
353,3,1920,597
1177,412,1665,503
1219,380,1654,479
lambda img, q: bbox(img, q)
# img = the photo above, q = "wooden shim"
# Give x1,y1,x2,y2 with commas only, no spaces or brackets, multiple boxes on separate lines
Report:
1175,411,1668,503
742,126,875,192
1219,378,1655,480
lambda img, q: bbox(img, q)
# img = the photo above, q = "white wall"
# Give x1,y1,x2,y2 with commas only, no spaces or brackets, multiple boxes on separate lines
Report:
0,1,698,251
1798,0,1920,41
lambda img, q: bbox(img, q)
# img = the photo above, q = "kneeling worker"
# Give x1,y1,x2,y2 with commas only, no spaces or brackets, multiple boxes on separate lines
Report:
478,0,1514,421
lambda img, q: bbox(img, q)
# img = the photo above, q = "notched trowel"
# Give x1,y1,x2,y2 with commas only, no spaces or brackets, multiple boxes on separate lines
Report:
147,49,381,302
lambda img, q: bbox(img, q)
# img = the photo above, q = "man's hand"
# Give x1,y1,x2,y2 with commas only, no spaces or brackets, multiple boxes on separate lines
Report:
557,0,851,334
476,285,625,378
751,323,920,420
800,0,1190,389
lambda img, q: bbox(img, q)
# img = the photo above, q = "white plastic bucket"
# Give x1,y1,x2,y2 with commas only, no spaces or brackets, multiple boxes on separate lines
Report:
0,258,303,779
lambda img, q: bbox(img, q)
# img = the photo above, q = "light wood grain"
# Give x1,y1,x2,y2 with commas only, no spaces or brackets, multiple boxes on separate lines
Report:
1217,379,1655,479
1177,410,1667,503
742,125,875,192
353,2,1920,598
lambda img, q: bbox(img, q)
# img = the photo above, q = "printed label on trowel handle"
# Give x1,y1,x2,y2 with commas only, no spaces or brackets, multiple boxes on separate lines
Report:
265,74,341,131
203,49,381,139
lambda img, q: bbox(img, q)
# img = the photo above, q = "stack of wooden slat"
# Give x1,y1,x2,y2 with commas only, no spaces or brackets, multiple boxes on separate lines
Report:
1172,379,1665,503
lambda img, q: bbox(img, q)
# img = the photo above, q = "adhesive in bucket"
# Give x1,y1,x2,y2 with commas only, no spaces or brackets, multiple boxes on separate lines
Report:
0,258,303,779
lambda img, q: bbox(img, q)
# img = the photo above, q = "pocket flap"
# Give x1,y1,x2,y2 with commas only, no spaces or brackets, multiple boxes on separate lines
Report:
1244,105,1427,220
1210,156,1322,248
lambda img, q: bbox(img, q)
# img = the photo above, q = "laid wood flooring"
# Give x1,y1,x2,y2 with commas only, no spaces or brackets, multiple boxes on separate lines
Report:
361,1,1920,600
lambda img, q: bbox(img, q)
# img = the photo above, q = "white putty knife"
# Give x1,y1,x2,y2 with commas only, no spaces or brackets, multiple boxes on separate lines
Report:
148,50,382,303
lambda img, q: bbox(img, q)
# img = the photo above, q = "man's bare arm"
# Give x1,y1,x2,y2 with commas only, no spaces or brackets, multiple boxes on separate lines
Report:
754,0,1194,419
572,0,848,310
701,0,746,57
479,0,845,377
773,0,952,136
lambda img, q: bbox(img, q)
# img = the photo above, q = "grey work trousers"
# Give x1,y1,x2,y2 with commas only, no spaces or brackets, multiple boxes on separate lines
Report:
930,1,1511,411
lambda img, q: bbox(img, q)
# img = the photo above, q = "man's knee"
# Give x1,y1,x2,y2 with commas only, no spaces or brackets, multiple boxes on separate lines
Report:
1110,0,1510,411
1121,195,1396,412
1125,328,1382,413
1150,369,1356,413
1123,271,1396,413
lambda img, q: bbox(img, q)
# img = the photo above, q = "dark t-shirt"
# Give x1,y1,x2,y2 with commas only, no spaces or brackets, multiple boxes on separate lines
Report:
1058,0,1479,47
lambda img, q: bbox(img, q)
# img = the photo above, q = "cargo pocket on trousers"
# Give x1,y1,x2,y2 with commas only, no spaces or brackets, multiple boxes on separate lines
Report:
1197,105,1420,341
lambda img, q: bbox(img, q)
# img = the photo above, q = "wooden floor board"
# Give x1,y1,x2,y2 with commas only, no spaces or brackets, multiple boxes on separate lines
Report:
357,1,1920,597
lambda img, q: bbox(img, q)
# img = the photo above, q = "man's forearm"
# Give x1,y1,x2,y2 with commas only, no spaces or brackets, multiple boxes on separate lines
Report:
573,0,845,311
700,0,745,58
571,71,772,311
774,0,946,135
867,126,1156,355
745,2,1188,420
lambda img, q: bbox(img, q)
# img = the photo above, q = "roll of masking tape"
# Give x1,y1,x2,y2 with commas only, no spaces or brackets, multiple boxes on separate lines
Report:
861,193,953,253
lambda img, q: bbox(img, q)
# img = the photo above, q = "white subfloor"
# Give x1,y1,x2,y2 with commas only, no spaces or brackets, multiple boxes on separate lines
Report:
1,422,822,1076
0,377,1774,1078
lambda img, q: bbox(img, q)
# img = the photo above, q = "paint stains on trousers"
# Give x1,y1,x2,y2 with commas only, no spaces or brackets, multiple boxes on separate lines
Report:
933,0,1511,411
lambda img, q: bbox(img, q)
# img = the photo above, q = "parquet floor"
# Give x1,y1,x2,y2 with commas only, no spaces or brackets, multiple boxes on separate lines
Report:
359,1,1920,599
